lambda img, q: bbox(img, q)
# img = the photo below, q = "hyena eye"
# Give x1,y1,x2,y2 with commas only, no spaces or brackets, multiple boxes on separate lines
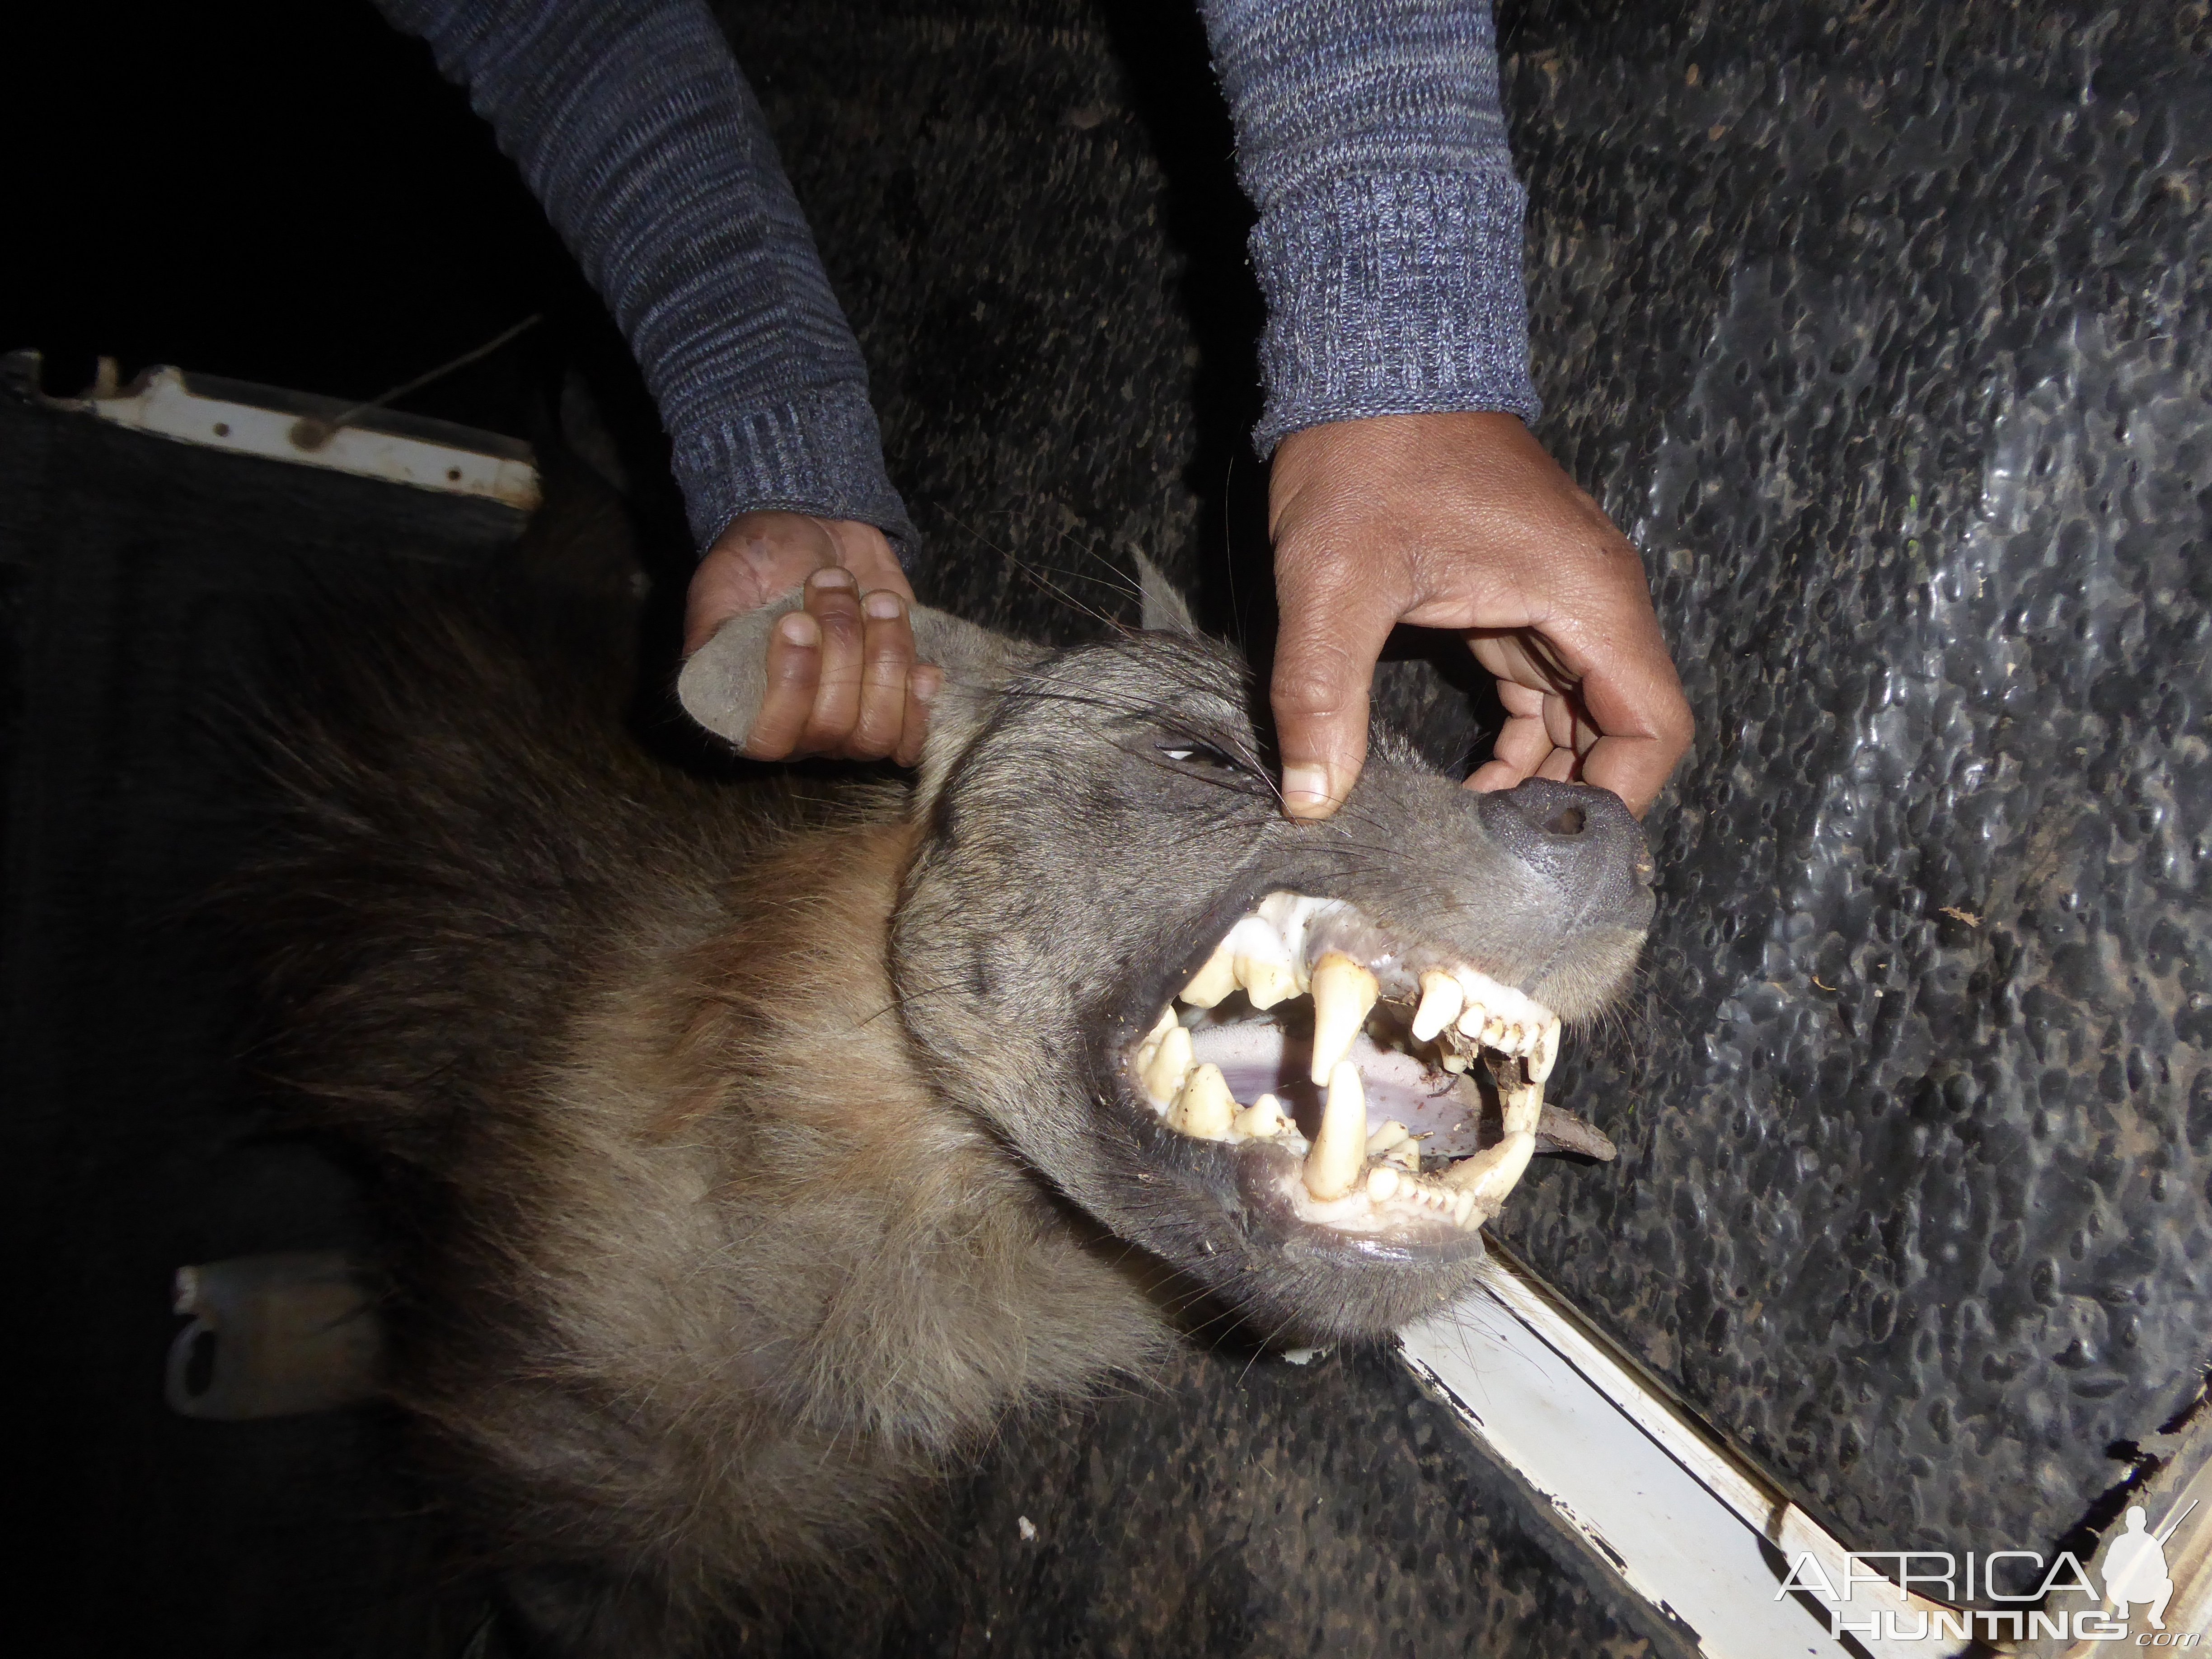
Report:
1158,740,1235,769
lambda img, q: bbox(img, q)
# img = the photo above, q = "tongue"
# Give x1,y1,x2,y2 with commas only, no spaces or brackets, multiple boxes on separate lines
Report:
1185,1022,1486,1153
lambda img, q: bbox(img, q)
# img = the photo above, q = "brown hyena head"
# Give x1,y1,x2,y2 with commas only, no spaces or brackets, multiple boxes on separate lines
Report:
683,599,1654,1343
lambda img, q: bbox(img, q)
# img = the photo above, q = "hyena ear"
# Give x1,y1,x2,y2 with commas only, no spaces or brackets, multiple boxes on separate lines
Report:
1134,549,1200,635
676,592,1042,774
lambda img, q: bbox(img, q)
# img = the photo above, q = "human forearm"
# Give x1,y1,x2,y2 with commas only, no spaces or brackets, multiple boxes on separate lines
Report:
375,0,914,551
1198,0,1540,452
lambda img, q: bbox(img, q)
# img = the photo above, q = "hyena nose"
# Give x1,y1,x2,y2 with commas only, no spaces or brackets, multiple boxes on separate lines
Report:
1474,778,1656,928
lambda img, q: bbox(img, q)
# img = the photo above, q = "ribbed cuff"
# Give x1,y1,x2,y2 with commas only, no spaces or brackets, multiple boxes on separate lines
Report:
1249,169,1540,456
671,384,919,560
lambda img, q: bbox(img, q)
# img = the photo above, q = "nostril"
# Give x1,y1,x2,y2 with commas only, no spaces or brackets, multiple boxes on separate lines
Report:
1474,778,1654,926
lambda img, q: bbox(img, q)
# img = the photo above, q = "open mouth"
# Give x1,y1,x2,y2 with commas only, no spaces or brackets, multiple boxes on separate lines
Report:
1126,892,1606,1243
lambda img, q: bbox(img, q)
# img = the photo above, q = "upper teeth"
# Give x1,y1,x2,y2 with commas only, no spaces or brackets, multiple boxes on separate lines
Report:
1136,891,1569,1235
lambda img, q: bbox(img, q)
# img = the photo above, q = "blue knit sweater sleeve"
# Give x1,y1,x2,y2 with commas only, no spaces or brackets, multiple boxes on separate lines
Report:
371,0,917,554
1199,0,1541,453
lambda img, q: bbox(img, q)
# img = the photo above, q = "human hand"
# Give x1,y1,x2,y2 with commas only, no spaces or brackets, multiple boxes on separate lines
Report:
684,511,938,764
1266,411,1692,820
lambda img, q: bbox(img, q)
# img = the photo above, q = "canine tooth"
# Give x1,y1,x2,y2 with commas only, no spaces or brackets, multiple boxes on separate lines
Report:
1365,1121,1409,1156
1232,1094,1284,1139
1366,1164,1401,1201
1140,1023,1193,1105
1303,1062,1366,1200
1410,971,1463,1043
1530,1016,1561,1084
1169,1064,1236,1139
1442,1131,1536,1206
1180,941,1238,1009
1500,1075,1544,1137
1453,1189,1478,1228
1308,952,1379,1085
1440,1052,1468,1074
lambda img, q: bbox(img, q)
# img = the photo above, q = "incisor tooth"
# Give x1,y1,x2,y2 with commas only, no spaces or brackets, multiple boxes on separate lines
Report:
1168,1063,1236,1139
1529,1016,1562,1084
1366,1163,1401,1200
1232,1094,1284,1139
1308,952,1379,1086
1303,1061,1366,1200
1442,1130,1535,1206
1140,1023,1193,1105
1456,1001,1489,1041
1410,971,1463,1043
1179,941,1237,1008
1239,956,1298,1010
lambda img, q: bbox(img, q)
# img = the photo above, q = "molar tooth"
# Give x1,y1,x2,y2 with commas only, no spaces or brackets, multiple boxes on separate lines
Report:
1303,1061,1366,1200
1134,1006,1176,1071
1239,956,1298,1010
1410,971,1463,1043
1140,1023,1193,1106
1179,941,1238,1009
1308,952,1379,1085
1441,1131,1536,1207
1231,1093,1284,1139
1365,1164,1401,1201
1168,1063,1236,1139
1529,1016,1561,1084
1364,1121,1410,1156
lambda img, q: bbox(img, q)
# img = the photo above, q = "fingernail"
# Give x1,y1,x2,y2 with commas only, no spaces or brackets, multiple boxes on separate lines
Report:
862,590,904,620
1281,763,1334,814
776,612,818,647
808,567,857,591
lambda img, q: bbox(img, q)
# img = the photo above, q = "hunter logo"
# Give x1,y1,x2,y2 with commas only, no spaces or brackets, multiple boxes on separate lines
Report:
1776,1500,2202,1645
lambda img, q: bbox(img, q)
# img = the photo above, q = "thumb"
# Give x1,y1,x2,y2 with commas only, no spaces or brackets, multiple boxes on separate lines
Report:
1270,562,1401,819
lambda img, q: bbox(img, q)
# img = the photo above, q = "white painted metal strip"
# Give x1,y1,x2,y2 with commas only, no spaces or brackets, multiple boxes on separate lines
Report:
70,363,540,511
1401,1245,1968,1658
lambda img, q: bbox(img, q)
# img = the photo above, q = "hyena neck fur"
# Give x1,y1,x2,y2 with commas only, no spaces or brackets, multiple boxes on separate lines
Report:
606,813,1174,1444
431,811,1172,1619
